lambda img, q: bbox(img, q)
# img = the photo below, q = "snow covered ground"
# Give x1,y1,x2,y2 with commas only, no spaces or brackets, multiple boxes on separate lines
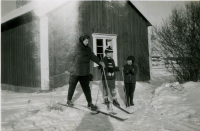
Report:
1,68,200,131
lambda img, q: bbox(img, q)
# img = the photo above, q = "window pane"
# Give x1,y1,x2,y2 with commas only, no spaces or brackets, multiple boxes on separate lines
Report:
97,47,103,53
106,39,112,48
97,54,104,60
97,39,103,46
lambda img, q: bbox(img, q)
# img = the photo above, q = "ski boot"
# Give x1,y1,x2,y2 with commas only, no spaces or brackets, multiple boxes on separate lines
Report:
104,98,110,104
130,101,134,106
67,100,74,107
88,103,98,111
113,99,120,107
104,98,111,110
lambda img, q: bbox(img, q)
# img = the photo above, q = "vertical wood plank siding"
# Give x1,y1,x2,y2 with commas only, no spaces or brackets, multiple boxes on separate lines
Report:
78,1,150,81
1,17,40,87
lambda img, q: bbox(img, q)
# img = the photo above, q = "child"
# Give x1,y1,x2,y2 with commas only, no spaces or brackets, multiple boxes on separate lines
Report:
123,55,137,107
101,46,120,107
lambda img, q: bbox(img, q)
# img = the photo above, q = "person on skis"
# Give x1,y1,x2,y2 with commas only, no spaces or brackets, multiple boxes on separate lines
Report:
66,34,105,111
123,55,138,107
101,46,120,107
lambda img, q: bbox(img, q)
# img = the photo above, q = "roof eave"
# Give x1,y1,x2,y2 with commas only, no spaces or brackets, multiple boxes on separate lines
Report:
1,1,68,24
128,0,155,26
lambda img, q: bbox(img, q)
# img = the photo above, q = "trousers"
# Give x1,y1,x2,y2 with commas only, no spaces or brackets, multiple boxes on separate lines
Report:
67,75,92,103
124,83,136,106
102,79,117,100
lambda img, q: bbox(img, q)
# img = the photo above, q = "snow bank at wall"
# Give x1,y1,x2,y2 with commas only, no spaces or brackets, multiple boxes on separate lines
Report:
150,81,200,126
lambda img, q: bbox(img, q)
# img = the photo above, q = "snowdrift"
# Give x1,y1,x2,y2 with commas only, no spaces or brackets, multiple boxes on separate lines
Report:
150,81,200,126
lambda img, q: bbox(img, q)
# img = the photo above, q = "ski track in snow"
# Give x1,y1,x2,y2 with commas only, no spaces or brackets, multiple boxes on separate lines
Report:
1,68,200,131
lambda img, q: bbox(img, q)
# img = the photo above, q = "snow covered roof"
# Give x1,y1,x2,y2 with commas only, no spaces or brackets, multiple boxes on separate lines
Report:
1,1,41,24
1,1,69,24
1,1,154,26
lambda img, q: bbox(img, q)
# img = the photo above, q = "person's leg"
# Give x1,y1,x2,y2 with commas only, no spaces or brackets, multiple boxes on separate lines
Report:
130,83,136,106
108,80,120,107
79,75,92,103
107,80,116,99
125,83,130,107
79,75,98,111
67,75,79,106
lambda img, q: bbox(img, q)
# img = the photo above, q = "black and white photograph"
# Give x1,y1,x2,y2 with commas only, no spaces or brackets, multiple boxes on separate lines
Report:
1,0,200,130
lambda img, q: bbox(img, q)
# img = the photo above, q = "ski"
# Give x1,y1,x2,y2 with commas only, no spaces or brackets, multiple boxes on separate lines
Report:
113,105,134,114
96,110,127,121
57,103,84,111
57,102,99,115
58,103,128,121
78,104,128,121
103,103,134,114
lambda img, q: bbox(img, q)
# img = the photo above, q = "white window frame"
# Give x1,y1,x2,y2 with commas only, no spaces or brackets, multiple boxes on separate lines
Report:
92,33,118,67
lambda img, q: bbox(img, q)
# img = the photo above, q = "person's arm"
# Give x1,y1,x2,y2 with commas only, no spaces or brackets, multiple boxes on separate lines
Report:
130,65,137,75
89,48,100,64
112,59,120,72
89,48,105,68
123,65,131,74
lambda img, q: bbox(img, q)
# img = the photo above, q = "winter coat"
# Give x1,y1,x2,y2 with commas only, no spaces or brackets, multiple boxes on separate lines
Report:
123,64,137,83
68,42,100,76
101,56,119,80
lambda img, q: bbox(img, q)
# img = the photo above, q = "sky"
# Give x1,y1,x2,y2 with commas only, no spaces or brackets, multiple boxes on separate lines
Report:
1,0,189,26
139,1,187,26
1,1,16,17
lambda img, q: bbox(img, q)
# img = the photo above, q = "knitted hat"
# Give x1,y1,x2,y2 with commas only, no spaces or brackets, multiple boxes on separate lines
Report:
127,55,135,63
105,46,113,53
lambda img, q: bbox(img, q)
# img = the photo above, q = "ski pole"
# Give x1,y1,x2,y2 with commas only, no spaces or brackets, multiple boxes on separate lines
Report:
95,80,100,107
100,56,114,112
121,68,125,92
50,71,69,78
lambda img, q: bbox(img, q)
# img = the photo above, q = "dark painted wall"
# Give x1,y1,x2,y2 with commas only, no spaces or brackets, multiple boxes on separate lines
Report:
78,1,150,81
1,1,150,89
1,12,41,87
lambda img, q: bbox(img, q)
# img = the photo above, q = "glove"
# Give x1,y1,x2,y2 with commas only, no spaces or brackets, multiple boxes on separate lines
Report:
108,73,112,76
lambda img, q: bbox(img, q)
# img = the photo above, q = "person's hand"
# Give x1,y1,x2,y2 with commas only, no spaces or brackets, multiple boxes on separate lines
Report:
108,73,111,76
99,62,105,68
120,67,124,70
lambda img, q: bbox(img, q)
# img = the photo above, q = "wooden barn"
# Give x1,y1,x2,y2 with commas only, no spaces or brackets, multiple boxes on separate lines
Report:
1,1,153,91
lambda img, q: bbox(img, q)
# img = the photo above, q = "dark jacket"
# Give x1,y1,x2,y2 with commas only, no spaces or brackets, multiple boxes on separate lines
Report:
101,56,119,80
123,64,137,83
68,42,100,76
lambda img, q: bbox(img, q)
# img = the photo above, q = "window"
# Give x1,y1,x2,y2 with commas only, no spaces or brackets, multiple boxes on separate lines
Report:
92,33,118,67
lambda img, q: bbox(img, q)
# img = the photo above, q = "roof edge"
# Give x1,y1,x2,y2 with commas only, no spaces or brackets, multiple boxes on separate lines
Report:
1,1,69,24
129,0,155,26
1,1,42,24
2,0,155,26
